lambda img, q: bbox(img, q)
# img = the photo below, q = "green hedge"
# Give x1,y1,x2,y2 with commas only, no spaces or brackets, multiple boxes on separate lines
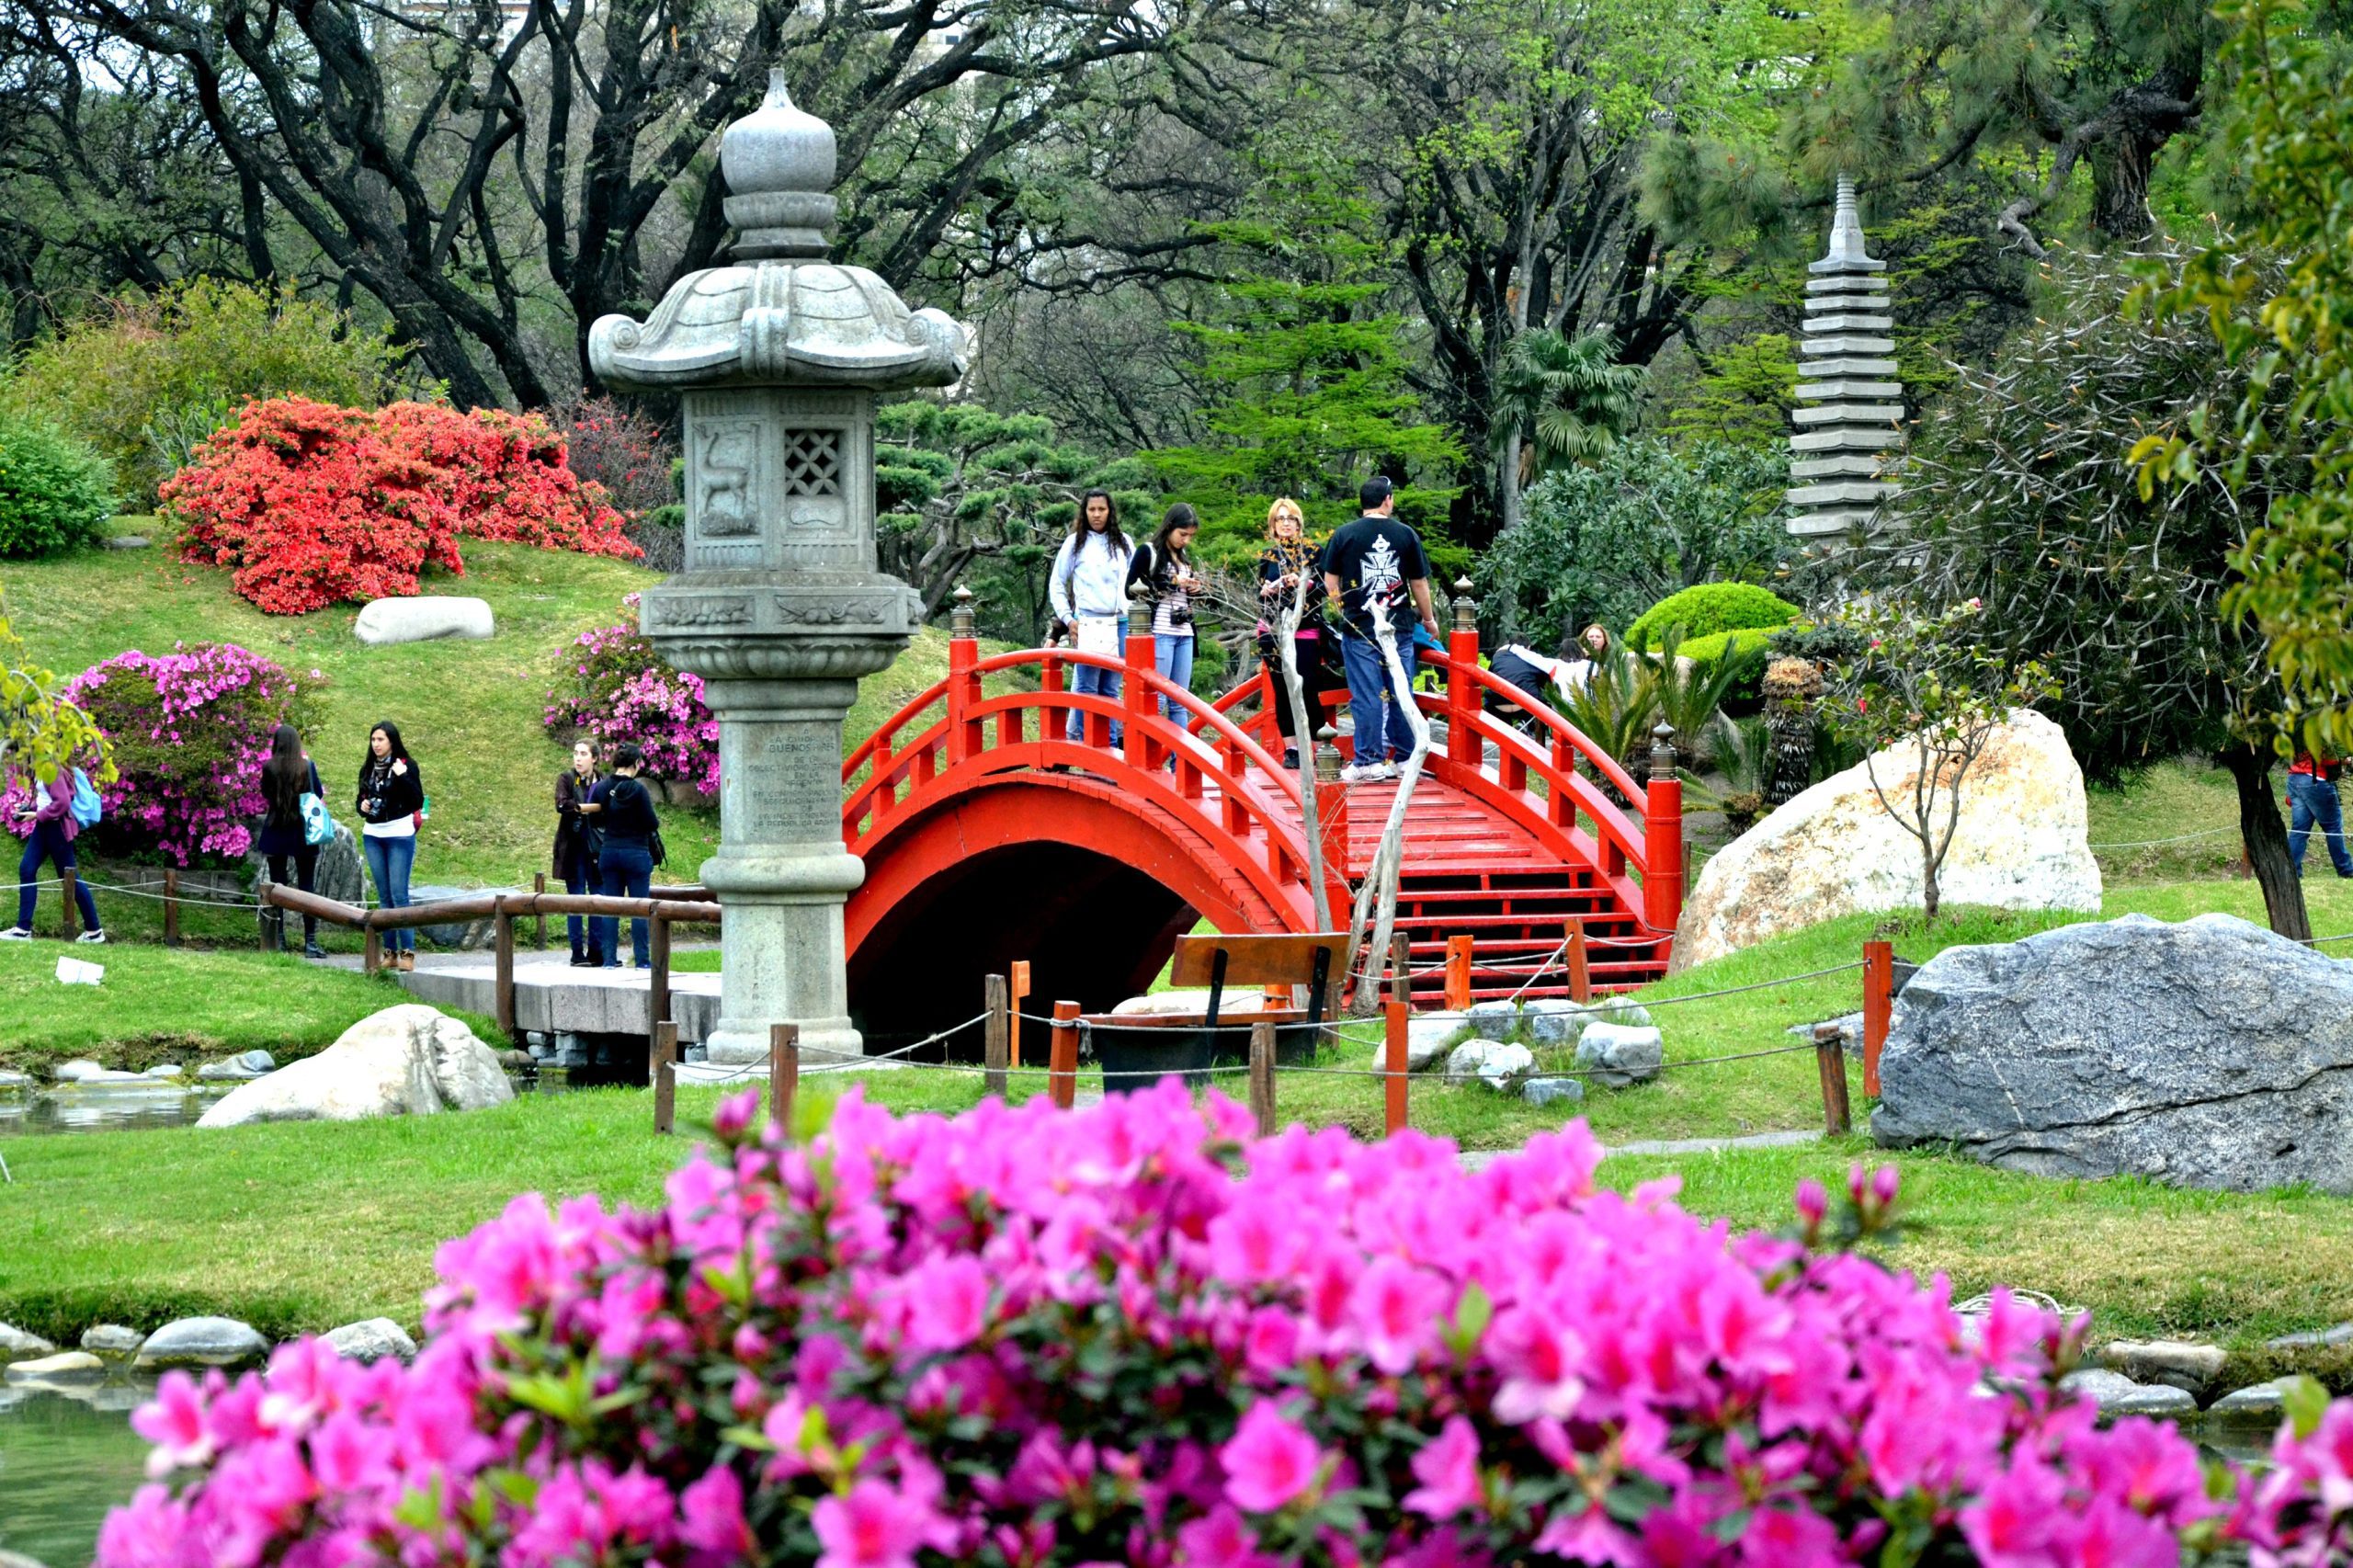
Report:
1626,583,1800,650
0,414,113,556
1677,626,1777,666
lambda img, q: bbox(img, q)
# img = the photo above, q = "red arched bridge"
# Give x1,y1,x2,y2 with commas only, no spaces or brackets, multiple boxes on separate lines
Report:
840,608,1683,1041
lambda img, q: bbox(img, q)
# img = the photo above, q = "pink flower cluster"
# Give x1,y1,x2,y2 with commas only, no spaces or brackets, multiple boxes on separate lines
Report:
542,602,718,798
4,643,311,864
96,1091,2353,1566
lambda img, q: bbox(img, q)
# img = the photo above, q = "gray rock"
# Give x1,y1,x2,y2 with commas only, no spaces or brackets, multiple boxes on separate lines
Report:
1443,1038,1534,1088
2267,1321,2353,1351
1523,998,1588,1043
199,1004,514,1128
239,1049,277,1073
144,1062,183,1079
353,595,494,645
2208,1380,2297,1420
51,1059,107,1083
2059,1368,2199,1417
1575,1023,1664,1087
250,824,364,911
0,1068,28,1089
322,1318,418,1363
1522,1076,1586,1108
0,1322,55,1358
103,532,152,551
1790,1011,1864,1040
1399,1014,1466,1073
6,1350,105,1383
404,885,526,949
2099,1338,2229,1398
1465,1000,1519,1037
1586,1001,1654,1029
135,1315,268,1370
1874,914,2353,1192
80,1324,142,1356
198,1058,263,1081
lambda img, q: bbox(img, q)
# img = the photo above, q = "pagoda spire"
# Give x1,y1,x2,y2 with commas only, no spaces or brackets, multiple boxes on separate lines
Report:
1785,176,1904,546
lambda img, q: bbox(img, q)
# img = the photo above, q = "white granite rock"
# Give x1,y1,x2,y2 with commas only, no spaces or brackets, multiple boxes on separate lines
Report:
2058,1368,2198,1416
144,1062,183,1079
136,1316,268,1370
322,1318,419,1363
0,1322,55,1358
199,1005,514,1128
51,1060,107,1083
80,1324,142,1356
6,1351,105,1383
1443,1038,1534,1089
1465,1000,1519,1037
354,596,494,645
1522,999,1587,1043
1675,710,2101,969
1574,1023,1665,1087
2098,1338,2229,1398
2208,1380,2297,1420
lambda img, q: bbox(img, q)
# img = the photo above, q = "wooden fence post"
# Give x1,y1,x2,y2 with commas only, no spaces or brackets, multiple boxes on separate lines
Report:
650,912,673,1033
363,920,382,976
1383,995,1409,1136
60,865,78,943
1813,1024,1852,1137
1389,930,1413,1011
1444,935,1474,1012
1248,1019,1277,1137
1861,939,1893,1097
494,900,517,1040
163,868,181,948
983,973,1010,1097
1009,960,1031,1066
653,1020,678,1136
533,872,547,949
770,1022,799,1132
1049,1000,1081,1109
1567,926,1591,1004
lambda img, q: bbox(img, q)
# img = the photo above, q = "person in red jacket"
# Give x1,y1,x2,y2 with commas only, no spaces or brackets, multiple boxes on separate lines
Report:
2288,750,2353,877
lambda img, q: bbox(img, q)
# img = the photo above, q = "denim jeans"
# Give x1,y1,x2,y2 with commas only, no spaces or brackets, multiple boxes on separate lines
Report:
563,853,598,960
363,833,417,952
1338,632,1415,765
597,842,654,968
2289,772,2353,876
1064,617,1127,744
16,820,99,933
1154,631,1195,728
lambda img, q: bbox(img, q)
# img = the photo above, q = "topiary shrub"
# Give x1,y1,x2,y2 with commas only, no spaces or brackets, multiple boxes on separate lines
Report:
543,595,718,796
3,643,315,865
93,1088,2353,1563
0,415,114,557
162,397,639,615
1626,581,1801,650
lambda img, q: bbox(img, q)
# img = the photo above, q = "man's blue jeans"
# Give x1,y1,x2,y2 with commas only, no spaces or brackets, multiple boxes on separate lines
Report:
363,833,416,952
1338,632,1415,765
2290,772,2353,876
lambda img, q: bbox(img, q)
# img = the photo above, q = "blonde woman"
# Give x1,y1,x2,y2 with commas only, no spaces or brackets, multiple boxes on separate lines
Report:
1255,497,1332,770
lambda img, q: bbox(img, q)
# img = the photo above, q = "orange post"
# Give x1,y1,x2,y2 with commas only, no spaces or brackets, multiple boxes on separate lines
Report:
1566,926,1591,1003
1643,724,1685,936
1050,999,1081,1109
1862,939,1893,1096
1384,997,1409,1135
1009,960,1032,1065
1444,935,1475,1012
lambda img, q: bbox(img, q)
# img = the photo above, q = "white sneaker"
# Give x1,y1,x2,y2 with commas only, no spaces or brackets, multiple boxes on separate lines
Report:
74,929,107,944
1339,763,1375,784
0,927,28,941
1372,761,1400,780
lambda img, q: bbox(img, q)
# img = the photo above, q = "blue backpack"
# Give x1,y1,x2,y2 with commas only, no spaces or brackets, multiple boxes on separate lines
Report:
66,768,102,829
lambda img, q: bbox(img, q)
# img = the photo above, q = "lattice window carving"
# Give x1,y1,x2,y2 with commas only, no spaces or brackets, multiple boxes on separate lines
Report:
780,428,843,497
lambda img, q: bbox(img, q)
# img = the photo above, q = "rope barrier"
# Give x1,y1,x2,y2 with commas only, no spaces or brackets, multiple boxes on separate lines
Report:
2086,825,2240,850
674,1013,993,1083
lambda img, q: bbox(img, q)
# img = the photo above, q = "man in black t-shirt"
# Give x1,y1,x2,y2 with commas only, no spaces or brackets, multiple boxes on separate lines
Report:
1321,476,1439,781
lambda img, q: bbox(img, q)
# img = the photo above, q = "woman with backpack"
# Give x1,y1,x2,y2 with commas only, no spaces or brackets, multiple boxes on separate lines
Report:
583,741,660,970
256,723,328,959
1,761,105,943
356,721,425,972
1127,503,1205,735
553,740,606,967
1045,489,1133,746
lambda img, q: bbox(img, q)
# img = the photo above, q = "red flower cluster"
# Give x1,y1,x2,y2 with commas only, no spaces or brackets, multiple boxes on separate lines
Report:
163,397,641,615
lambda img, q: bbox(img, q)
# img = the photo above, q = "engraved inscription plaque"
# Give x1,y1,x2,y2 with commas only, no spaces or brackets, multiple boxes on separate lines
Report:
739,729,843,841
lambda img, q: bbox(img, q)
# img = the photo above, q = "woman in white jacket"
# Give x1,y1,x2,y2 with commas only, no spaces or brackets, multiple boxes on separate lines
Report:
1047,490,1134,744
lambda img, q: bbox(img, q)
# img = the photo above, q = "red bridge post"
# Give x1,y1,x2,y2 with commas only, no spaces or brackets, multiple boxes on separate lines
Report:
1447,578,1481,769
948,585,980,767
1644,723,1684,936
1124,624,1157,770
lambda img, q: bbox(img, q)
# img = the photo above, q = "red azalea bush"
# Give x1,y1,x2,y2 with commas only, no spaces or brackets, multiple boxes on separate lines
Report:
96,1089,2353,1565
163,396,639,615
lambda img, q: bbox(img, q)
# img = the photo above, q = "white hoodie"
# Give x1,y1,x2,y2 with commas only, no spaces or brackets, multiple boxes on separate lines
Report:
1049,528,1135,621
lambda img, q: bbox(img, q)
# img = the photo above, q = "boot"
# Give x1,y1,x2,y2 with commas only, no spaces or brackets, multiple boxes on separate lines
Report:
396,949,416,972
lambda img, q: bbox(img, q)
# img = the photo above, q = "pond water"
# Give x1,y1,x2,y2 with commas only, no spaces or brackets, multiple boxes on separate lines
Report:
0,1379,153,1564
0,1082,232,1138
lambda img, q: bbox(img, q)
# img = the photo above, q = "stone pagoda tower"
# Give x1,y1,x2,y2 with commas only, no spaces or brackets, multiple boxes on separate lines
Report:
588,70,967,1065
1785,176,1904,546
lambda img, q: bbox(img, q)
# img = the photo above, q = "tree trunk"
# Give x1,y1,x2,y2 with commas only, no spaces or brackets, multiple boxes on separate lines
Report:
2086,132,2164,249
1497,436,1523,536
2222,741,2310,941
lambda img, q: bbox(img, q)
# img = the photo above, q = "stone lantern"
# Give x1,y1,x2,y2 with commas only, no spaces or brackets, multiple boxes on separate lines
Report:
588,70,966,1065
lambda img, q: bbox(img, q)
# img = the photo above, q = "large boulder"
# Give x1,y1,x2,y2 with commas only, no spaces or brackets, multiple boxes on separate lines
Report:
1673,710,2100,969
353,596,494,645
198,1005,514,1128
134,1316,267,1370
1872,914,2353,1193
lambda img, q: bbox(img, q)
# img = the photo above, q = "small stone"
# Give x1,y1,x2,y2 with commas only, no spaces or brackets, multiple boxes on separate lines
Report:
1575,1023,1665,1087
1464,1000,1518,1037
80,1324,142,1356
6,1351,106,1383
2208,1379,2297,1420
1522,1076,1586,1108
1588,1001,1654,1029
238,1049,277,1073
1523,998,1588,1043
0,1322,56,1358
2058,1368,2199,1416
1789,1013,1862,1040
134,1316,268,1370
2098,1338,2229,1398
144,1062,183,1078
51,1059,107,1083
1444,1038,1534,1088
322,1318,418,1363
0,1069,29,1089
2267,1322,2353,1351
102,532,152,550
197,1059,261,1081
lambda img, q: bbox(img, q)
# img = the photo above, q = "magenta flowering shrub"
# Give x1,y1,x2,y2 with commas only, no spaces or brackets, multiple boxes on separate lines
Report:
542,595,718,796
95,1090,2353,1566
5,642,313,863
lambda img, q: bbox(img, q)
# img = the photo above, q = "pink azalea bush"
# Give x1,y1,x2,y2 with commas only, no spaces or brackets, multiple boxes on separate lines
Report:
97,1089,2353,1565
543,594,718,797
5,642,313,864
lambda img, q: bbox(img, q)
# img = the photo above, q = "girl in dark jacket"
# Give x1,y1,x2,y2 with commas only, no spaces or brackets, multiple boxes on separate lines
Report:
256,723,327,959
553,740,605,966
584,741,660,969
355,721,425,971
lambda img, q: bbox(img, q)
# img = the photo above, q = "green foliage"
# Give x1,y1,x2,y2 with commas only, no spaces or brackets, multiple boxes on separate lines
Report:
0,416,114,558
2133,0,2353,763
1677,628,1777,667
0,280,403,505
1627,583,1801,651
1484,439,1790,647
0,583,112,794
1548,623,1746,775
1662,335,1800,452
1491,328,1643,478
